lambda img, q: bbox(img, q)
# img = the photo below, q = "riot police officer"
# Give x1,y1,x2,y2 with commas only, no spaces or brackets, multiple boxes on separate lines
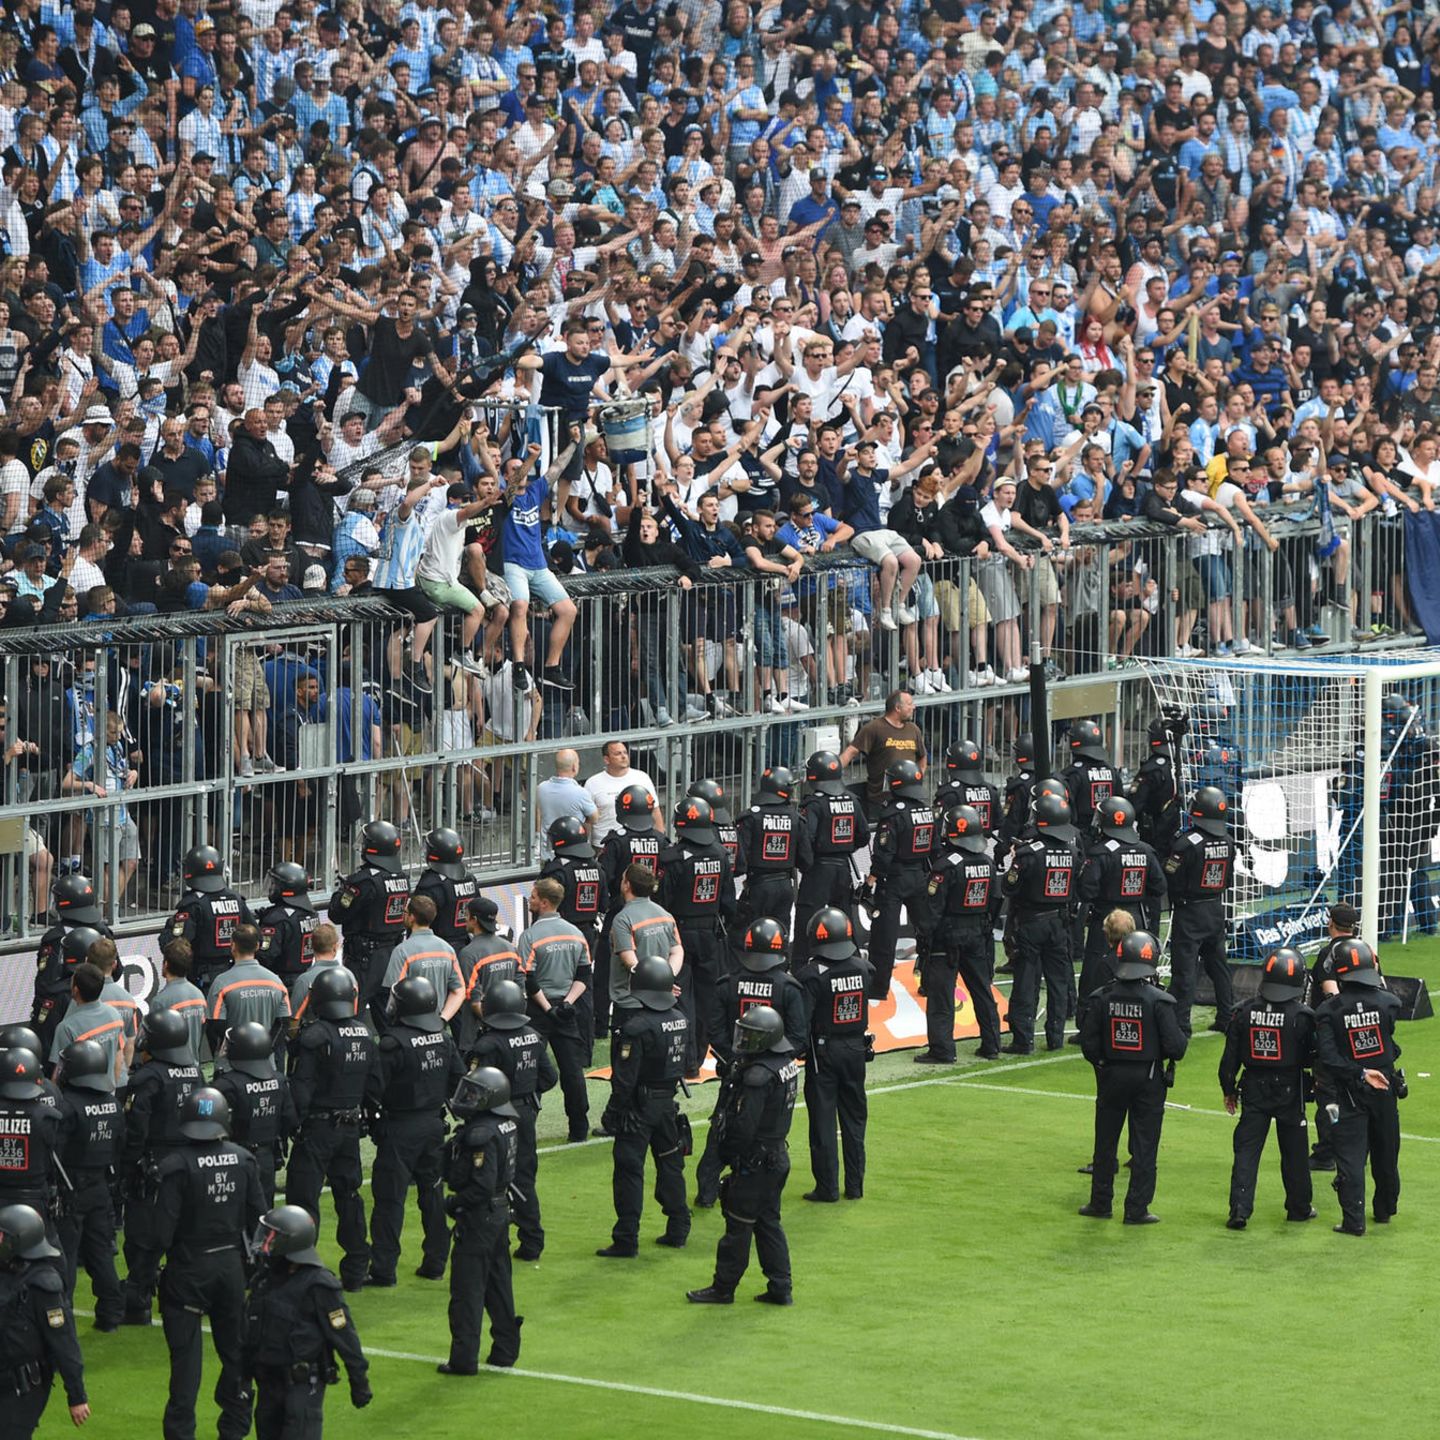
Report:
1129,715,1184,852
695,918,808,1209
597,955,692,1257
689,777,741,875
155,1088,264,1440
735,768,800,942
686,1005,799,1306
120,1009,200,1325
414,828,478,952
1062,718,1120,837
212,1022,297,1208
54,1040,123,1329
365,976,464,1288
796,909,873,1202
467,980,556,1262
795,751,867,964
0,1049,57,1221
439,1067,521,1375
541,816,609,1045
256,863,319,987
997,732,1039,863
1219,948,1316,1228
159,845,257,994
1078,932,1187,1223
328,821,412,1024
1303,902,1360,1171
933,739,1001,840
866,761,936,1002
286,968,379,1291
245,1206,372,1434
657,796,736,1073
596,783,665,1038
30,873,112,1055
920,806,1001,1063
1164,787,1237,1036
0,1204,88,1436
1314,940,1403,1235
1002,793,1079,1053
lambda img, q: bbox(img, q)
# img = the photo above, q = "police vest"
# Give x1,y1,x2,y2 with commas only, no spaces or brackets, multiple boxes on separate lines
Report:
545,857,605,929
726,1051,798,1152
1093,840,1158,906
881,801,936,864
934,781,1000,834
743,804,798,873
1169,832,1234,902
1016,839,1077,906
130,1060,203,1154
162,1141,255,1247
336,868,411,940
1100,984,1162,1063
247,1265,347,1368
1234,998,1308,1072
931,852,995,923
715,819,741,871
622,1009,688,1085
1326,994,1400,1070
171,890,250,965
469,1025,546,1102
304,1018,377,1111
215,1070,286,1150
660,844,725,919
58,1088,120,1171
446,1113,517,1201
1067,760,1119,828
257,902,318,979
601,832,662,899
381,1026,453,1112
415,871,479,945
805,960,869,1037
803,792,861,857
0,1097,55,1198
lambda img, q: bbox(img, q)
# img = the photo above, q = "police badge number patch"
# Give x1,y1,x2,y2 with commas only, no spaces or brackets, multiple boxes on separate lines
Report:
328,1309,348,1329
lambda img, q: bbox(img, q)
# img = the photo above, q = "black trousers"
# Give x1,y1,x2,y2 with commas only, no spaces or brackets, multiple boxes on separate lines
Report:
694,1088,727,1207
592,925,616,1039
868,866,930,1001
1088,1062,1167,1220
676,923,724,1072
712,1161,790,1298
343,939,395,1028
804,1038,867,1199
737,872,796,947
58,1168,122,1326
286,1118,369,1287
1229,1076,1312,1221
6,1373,56,1439
512,1099,543,1255
1332,1084,1401,1232
530,1008,589,1137
1168,901,1230,1036
610,1093,689,1248
369,1112,450,1282
1310,1080,1336,1165
925,929,999,1059
253,1366,325,1440
794,861,856,965
122,1180,163,1321
447,1200,519,1371
1008,908,1070,1050
159,1251,251,1440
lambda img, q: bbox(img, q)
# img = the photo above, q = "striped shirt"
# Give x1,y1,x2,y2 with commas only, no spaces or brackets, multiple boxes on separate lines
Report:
49,999,124,1090
149,977,207,1061
290,958,357,1021
371,501,427,590
380,930,466,1007
207,959,292,1038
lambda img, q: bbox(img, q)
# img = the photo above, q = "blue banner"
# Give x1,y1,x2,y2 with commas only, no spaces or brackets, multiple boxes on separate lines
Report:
1234,903,1331,960
1403,509,1440,645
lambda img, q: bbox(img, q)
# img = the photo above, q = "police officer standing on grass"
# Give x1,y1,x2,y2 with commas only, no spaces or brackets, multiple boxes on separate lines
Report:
438,1067,522,1377
0,1204,89,1437
1164,787,1237,1036
795,752,867,964
796,909,872,1203
286,968,379,1292
1062,720,1120,838
1003,793,1080,1054
1129,715,1185,853
155,1088,264,1440
919,806,1002,1064
597,955,692,1258
998,733,1039,864
866,760,936,1003
687,1004,799,1307
245,1206,372,1436
541,817,610,1047
159,846,257,994
1314,939,1404,1236
414,828,479,953
212,1023,297,1209
658,796,736,1073
120,1010,200,1326
689,778,742,877
1219,948,1317,1229
365,977,464,1289
1078,931,1187,1224
736,768,801,944
328,821,412,1025
933,739,1002,841
1303,901,1359,1172
596,784,665,1038
31,873,112,1055
467,980,555,1263
54,1040,124,1330
256,863,319,987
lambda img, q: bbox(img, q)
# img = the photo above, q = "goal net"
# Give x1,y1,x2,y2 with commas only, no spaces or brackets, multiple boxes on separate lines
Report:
1139,651,1440,954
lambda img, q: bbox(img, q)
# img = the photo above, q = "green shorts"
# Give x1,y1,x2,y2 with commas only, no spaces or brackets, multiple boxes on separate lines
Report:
418,574,481,615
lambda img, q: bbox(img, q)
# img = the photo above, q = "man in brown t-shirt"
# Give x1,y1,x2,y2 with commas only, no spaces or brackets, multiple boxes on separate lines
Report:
840,689,927,813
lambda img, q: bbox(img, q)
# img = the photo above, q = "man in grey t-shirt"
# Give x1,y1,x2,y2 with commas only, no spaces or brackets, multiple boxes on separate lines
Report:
608,866,682,1012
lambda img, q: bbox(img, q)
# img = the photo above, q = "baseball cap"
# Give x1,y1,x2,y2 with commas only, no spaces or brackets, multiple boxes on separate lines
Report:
743,251,762,264
870,166,890,182
1329,901,1361,929
810,166,827,182
1013,326,1034,344
132,22,156,37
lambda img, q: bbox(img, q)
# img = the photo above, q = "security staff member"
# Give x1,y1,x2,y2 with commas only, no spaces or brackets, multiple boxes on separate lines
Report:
1164,787,1237,1037
541,817,609,1046
997,733,1038,863
286,968,379,1292
0,1204,89,1436
517,877,593,1144
119,1009,200,1325
438,1067,521,1376
212,1022,297,1208
155,1088,264,1440
1129,715,1183,852
735,767,801,942
159,846,257,993
364,977,464,1288
457,899,521,1054
1219,948,1317,1229
414,828,479,952
54,1040,124,1330
920,805,1001,1063
596,783,665,1037
1062,718,1120,837
1314,939,1403,1235
596,955,692,1257
1303,902,1360,1172
866,761,936,1002
467,980,556,1262
328,821,412,1023
379,897,467,1025
255,863,319,986
205,925,292,1061
795,751,867,964
47,953,123,1091
245,1206,372,1434
1003,793,1079,1054
151,941,208,1061
932,739,1001,840
796,908,872,1203
689,777,742,875
687,1005,799,1306
657,796,736,1073
31,873,112,1054
695,918,808,1209
1078,931,1187,1224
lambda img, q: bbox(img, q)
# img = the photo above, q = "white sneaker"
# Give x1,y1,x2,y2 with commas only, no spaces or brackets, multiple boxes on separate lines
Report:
878,611,898,631
655,706,674,727
685,702,708,722
785,696,810,712
911,672,932,695
967,670,980,688
766,696,787,715
238,757,254,777
1233,637,1253,655
1176,643,1202,658
977,665,996,687
896,604,917,625
929,668,952,692
1006,666,1029,683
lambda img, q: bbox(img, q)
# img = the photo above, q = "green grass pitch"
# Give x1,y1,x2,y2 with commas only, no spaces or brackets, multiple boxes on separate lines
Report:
66,938,1440,1440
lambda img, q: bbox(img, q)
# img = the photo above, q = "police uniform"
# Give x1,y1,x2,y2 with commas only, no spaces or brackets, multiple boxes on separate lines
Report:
0,1084,60,1217
796,950,872,1201
794,784,866,963
327,866,411,1022
596,822,665,1037
923,847,1001,1061
1302,931,1349,1170
414,867,480,954
1062,758,1119,839
256,895,320,987
867,788,936,1002
30,919,114,1056
735,794,800,941
1003,824,1079,1053
997,753,1037,866
212,1063,297,1209
933,779,1001,840
1164,827,1236,1036
0,1252,87,1437
160,887,258,994
1129,728,1182,852
1077,833,1166,1005
540,842,608,1045
55,1081,123,1328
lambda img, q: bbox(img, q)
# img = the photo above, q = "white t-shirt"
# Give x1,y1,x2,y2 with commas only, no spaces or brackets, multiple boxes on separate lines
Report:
586,765,657,840
415,505,467,584
0,457,29,532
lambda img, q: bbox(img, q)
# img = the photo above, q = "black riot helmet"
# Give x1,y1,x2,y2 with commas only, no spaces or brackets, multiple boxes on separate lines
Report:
631,954,679,1010
805,750,845,793
1330,938,1383,989
944,804,988,853
479,978,529,1031
687,777,726,812
140,1008,195,1065
179,1086,231,1141
1146,717,1172,753
1013,732,1036,771
886,759,927,800
1259,947,1306,1002
359,819,403,874
806,906,856,960
253,1205,323,1267
309,966,359,1020
0,1204,59,1263
944,739,983,776
0,1027,42,1058
1114,930,1161,981
424,827,467,880
739,916,788,972
1097,795,1138,841
267,861,310,905
673,794,716,841
1032,792,1072,832
221,1022,277,1080
1069,718,1107,762
390,975,442,1033
60,925,104,968
51,872,102,926
183,844,227,894
0,1048,40,1101
734,1003,791,1055
758,766,796,803
548,815,595,858
449,1065,516,1121
57,1040,111,1093
616,783,657,830
1188,786,1230,837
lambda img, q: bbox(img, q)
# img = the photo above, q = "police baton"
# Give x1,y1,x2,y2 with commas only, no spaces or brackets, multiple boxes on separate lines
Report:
52,1151,76,1195
678,1078,692,1099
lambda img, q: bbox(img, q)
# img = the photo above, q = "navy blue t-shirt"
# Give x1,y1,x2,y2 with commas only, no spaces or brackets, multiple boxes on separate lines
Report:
539,350,609,419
